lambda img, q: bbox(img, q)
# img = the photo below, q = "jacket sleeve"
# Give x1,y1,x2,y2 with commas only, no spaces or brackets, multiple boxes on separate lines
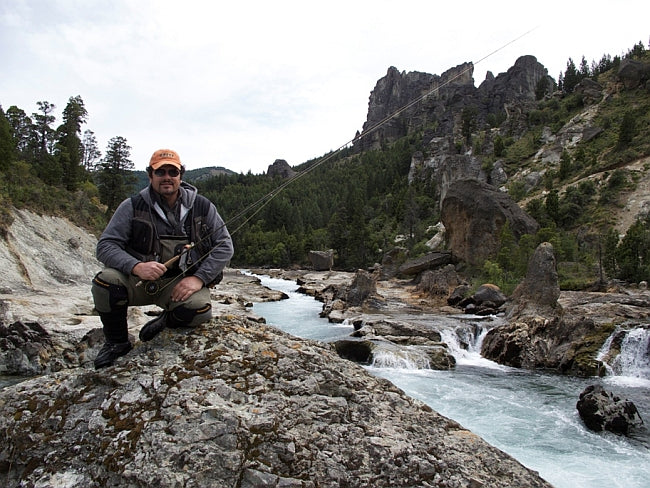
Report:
96,198,141,275
192,202,234,285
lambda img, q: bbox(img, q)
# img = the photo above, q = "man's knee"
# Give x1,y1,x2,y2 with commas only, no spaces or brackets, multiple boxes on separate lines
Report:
170,303,212,328
92,270,129,313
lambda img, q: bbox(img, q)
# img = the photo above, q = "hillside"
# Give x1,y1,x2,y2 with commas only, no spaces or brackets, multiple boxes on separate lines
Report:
194,47,649,288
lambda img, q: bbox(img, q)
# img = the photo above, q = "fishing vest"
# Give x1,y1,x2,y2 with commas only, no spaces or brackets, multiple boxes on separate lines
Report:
127,193,216,279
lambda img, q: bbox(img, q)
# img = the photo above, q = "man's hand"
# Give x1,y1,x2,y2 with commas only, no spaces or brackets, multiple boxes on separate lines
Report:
171,276,204,302
132,261,167,281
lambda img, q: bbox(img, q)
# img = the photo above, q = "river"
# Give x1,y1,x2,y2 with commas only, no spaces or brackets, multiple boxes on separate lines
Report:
252,273,650,488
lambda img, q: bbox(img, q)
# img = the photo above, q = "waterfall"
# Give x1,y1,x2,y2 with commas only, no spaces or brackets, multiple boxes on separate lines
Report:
438,322,505,369
370,344,431,369
366,321,504,371
598,326,650,383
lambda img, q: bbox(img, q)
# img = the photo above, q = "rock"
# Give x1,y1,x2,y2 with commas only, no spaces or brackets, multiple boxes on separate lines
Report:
397,251,453,276
459,284,507,315
576,384,644,435
0,320,53,375
379,247,408,280
266,159,296,178
308,249,333,271
573,78,603,104
345,269,377,306
440,179,539,266
353,318,442,343
507,242,560,319
448,284,471,306
0,317,552,488
617,58,650,90
416,264,464,297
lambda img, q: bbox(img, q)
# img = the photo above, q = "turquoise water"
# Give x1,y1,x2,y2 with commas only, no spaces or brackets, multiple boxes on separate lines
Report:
252,273,650,488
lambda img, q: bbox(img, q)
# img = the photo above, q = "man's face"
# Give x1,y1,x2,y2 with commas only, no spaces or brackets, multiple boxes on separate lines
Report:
150,164,181,198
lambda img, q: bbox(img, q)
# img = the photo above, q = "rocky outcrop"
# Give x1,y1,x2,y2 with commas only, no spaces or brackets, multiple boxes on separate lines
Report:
267,159,296,178
379,246,408,280
482,288,650,376
480,242,649,375
355,63,475,153
346,269,377,306
576,384,644,435
355,56,551,156
440,179,539,265
507,242,561,318
0,317,552,488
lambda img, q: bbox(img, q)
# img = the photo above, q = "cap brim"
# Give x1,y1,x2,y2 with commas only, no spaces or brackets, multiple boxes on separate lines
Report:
150,160,182,170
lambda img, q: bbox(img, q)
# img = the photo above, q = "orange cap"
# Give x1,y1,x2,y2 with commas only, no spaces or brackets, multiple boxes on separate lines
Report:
149,149,182,170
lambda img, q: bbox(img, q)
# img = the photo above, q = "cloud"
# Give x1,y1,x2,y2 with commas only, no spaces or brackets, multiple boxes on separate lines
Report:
1,0,648,173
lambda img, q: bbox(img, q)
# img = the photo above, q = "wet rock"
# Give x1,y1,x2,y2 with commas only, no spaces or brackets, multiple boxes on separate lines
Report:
576,384,644,435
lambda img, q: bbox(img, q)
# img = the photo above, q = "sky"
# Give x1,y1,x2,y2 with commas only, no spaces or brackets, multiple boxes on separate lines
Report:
1,1,648,174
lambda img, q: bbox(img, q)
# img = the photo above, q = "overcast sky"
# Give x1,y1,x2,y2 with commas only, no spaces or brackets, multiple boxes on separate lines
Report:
1,1,648,174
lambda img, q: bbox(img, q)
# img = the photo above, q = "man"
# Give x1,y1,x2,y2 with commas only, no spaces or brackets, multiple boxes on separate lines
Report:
91,148,234,369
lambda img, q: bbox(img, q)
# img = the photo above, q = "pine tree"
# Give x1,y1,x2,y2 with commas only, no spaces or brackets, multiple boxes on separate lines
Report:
96,136,135,213
81,129,101,171
0,107,15,170
55,95,88,190
5,106,32,160
32,101,59,184
562,58,580,94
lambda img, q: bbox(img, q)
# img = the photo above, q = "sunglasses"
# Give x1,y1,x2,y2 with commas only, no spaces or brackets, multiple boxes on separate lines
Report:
153,168,180,177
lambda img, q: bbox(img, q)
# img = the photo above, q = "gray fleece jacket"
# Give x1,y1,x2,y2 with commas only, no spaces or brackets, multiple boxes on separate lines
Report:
96,182,234,285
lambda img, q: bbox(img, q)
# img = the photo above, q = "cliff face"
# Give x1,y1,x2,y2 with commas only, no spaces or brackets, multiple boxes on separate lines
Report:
355,55,551,154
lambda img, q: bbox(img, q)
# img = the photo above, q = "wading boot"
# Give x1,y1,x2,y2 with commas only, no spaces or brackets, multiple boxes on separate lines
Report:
94,341,133,369
95,308,132,369
139,312,168,342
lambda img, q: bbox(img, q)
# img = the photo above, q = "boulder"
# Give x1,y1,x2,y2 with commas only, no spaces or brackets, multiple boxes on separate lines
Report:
573,78,603,104
345,269,377,306
617,58,650,90
416,264,464,297
397,251,453,276
507,242,560,319
308,249,333,271
576,384,644,435
441,179,539,266
459,284,507,315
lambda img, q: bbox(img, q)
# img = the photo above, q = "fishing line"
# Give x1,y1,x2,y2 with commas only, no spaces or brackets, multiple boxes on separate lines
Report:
147,27,538,293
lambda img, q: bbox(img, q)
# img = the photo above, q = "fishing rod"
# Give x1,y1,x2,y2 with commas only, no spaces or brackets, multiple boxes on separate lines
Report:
143,27,539,293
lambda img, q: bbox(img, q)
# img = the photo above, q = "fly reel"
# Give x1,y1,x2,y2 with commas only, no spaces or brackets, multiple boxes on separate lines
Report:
144,281,161,295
